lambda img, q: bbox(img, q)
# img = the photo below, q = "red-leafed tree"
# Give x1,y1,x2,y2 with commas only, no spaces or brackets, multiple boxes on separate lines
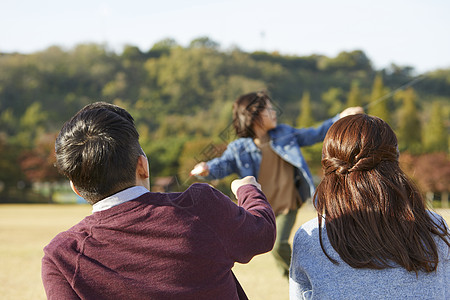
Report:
400,152,450,207
19,133,63,202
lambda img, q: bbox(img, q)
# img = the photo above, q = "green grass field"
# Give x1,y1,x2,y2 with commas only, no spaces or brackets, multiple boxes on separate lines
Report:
0,204,448,300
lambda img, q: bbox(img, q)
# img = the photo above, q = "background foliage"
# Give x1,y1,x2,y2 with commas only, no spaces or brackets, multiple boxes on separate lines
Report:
0,37,449,202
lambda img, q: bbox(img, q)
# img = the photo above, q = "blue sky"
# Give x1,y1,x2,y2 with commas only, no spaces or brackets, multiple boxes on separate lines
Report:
1,0,449,73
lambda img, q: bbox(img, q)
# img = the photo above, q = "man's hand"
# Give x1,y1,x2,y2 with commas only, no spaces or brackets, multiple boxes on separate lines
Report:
339,106,364,118
231,176,261,200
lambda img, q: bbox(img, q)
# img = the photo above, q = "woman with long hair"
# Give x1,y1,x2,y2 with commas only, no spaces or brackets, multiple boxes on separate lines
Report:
289,114,450,299
192,91,363,279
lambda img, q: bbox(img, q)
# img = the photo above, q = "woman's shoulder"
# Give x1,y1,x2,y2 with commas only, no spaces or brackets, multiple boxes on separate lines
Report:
301,217,320,233
292,217,332,261
294,217,321,243
427,210,447,224
427,210,450,246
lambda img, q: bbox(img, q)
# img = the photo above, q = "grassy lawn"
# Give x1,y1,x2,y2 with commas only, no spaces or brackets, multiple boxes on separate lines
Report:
0,203,448,300
0,204,92,300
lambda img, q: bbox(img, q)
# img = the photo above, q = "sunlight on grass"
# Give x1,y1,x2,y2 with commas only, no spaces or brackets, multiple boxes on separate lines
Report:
0,203,448,300
0,204,91,300
233,204,317,299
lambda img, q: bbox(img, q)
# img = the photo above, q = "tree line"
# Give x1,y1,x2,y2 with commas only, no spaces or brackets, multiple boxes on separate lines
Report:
0,37,449,203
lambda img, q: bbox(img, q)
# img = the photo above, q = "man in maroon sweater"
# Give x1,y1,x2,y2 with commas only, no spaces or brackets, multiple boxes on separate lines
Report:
42,102,276,300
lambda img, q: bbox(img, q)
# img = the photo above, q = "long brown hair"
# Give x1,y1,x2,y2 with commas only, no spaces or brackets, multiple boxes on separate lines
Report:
315,114,450,273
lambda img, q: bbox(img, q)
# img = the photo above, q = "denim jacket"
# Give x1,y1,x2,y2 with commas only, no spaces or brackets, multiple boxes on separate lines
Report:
206,115,340,202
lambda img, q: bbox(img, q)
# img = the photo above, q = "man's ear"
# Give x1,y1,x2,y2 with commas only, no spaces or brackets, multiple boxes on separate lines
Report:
70,181,82,197
136,155,150,180
136,155,150,190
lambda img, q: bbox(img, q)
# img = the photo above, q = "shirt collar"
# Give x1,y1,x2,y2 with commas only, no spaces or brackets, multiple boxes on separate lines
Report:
241,138,260,152
92,186,149,213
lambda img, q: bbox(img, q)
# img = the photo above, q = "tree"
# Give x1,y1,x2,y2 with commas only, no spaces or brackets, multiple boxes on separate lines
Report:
121,45,144,61
297,91,314,127
1,41,450,204
322,87,344,116
400,152,450,208
0,134,25,200
0,108,18,136
144,47,225,113
318,50,372,71
19,133,63,202
346,80,363,107
396,87,422,153
146,136,188,177
149,38,178,52
368,73,391,124
102,72,127,100
385,63,415,87
423,102,448,153
14,102,48,148
189,36,220,50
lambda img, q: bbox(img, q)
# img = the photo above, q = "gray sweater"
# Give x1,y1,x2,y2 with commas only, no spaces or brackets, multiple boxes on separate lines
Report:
289,212,449,299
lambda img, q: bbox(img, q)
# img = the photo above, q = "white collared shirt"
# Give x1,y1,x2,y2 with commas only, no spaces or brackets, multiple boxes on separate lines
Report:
92,186,149,213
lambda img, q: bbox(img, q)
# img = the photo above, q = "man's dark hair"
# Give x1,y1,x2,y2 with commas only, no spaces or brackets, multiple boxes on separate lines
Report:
55,102,142,204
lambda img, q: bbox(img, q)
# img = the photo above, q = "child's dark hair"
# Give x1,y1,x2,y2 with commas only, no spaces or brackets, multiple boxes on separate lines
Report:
232,91,271,138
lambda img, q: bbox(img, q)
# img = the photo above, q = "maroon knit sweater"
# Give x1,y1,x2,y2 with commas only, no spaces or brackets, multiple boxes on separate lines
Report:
42,183,276,300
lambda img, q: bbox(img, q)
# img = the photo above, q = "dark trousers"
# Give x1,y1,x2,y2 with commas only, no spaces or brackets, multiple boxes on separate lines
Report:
272,209,297,278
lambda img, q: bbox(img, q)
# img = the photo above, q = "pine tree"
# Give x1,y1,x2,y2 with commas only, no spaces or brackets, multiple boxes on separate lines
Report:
368,73,391,124
297,91,314,127
423,102,448,153
396,87,422,153
322,87,344,116
346,80,363,107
